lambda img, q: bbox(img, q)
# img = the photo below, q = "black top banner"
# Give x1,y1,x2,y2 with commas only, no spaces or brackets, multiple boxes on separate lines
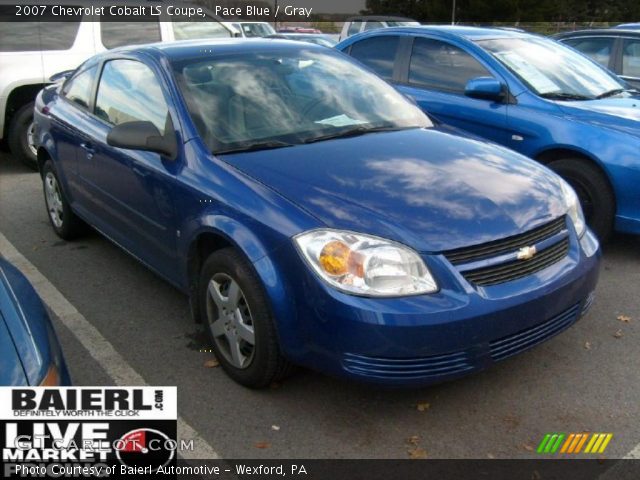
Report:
0,0,639,23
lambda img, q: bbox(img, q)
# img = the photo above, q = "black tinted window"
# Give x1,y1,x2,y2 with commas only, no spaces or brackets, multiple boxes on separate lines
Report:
0,21,80,51
562,37,614,67
100,21,161,49
349,36,400,81
409,37,491,93
62,65,97,109
95,60,169,134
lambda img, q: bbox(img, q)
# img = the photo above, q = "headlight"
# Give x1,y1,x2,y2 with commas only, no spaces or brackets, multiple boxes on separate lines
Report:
560,179,586,238
294,229,438,297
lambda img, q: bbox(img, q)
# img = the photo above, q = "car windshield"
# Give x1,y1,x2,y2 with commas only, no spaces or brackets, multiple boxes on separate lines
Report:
242,23,276,37
171,49,431,154
477,37,626,100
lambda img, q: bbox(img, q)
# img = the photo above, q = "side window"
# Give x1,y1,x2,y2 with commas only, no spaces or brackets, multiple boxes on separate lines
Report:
562,37,614,67
0,20,80,52
100,20,161,49
364,21,385,31
95,60,169,135
622,39,640,78
62,65,98,109
347,22,362,36
349,36,400,81
409,37,491,93
173,18,231,40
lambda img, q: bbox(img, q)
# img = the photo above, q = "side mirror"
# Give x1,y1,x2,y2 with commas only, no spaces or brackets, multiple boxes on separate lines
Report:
107,121,177,160
464,77,505,102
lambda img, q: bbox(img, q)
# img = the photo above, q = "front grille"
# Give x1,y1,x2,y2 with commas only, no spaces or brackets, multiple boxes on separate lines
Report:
342,351,474,379
489,303,581,361
445,216,566,265
443,216,569,287
463,237,569,287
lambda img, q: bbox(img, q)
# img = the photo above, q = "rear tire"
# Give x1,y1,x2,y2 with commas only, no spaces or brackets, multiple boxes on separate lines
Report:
42,160,85,240
547,157,615,243
8,102,38,170
199,248,293,388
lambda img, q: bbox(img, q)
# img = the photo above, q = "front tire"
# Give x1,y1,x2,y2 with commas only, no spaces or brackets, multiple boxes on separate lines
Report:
199,248,293,388
548,157,615,242
8,102,38,170
42,160,85,240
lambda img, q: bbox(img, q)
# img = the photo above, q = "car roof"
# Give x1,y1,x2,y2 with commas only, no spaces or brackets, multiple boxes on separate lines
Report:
359,25,531,41
555,28,640,38
107,38,327,61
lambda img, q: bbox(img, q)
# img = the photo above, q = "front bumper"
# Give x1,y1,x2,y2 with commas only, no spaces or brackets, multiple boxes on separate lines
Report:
268,228,601,387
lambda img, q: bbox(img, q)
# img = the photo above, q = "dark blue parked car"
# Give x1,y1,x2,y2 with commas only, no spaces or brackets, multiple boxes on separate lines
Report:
0,256,71,386
34,39,600,388
339,26,640,241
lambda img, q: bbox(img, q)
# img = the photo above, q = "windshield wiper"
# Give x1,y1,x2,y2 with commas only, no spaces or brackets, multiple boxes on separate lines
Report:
302,124,410,144
539,92,593,101
215,140,295,155
596,88,627,99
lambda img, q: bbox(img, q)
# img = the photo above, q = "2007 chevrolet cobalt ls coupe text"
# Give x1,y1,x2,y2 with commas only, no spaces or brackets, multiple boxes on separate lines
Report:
34,40,600,388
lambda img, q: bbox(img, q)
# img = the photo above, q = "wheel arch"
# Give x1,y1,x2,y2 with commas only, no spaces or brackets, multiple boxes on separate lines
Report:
4,83,46,138
535,147,616,203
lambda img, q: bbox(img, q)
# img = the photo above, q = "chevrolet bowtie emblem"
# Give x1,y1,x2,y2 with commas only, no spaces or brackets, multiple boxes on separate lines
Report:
517,246,537,261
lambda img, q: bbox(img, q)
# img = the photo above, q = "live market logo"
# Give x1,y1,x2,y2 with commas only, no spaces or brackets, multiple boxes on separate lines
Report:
0,387,177,477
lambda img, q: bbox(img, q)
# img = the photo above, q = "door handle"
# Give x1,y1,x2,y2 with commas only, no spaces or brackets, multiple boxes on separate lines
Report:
80,142,95,159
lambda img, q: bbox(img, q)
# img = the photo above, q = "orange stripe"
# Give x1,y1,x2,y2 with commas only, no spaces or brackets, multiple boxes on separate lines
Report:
567,434,581,453
574,433,589,453
561,434,576,453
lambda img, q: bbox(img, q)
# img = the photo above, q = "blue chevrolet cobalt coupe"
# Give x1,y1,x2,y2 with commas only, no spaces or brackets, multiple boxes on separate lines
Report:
34,39,600,388
339,26,640,242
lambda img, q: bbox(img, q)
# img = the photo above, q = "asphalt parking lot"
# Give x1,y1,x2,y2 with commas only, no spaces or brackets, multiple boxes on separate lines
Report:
1,151,639,460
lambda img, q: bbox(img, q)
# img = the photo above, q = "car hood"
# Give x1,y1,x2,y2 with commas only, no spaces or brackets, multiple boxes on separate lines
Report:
556,96,640,136
220,128,567,252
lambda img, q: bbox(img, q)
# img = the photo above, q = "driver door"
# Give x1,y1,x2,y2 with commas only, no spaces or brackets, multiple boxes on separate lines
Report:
396,36,510,145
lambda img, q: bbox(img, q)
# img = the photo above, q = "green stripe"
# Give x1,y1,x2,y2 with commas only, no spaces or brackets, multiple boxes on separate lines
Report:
537,434,552,454
544,434,558,453
550,433,565,453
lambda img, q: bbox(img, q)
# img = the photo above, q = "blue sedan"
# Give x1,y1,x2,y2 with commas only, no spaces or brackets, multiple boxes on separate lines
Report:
34,39,600,387
338,26,640,241
0,256,70,385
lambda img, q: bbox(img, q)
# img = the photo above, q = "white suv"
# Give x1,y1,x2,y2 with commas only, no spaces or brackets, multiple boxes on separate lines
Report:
0,6,236,169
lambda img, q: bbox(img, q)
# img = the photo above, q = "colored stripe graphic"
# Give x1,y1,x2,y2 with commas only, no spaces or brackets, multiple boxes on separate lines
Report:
539,433,614,455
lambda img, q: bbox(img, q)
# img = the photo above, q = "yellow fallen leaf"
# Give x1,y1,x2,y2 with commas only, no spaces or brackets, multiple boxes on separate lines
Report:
613,329,623,339
523,443,534,452
203,359,220,368
406,435,420,446
416,402,431,412
407,447,427,459
617,315,631,323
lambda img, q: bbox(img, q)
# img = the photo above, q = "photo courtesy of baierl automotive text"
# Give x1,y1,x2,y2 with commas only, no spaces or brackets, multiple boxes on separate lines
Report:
0,0,639,478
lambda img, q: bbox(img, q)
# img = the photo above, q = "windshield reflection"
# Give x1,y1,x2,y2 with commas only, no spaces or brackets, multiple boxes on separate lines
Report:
171,49,431,153
478,37,625,100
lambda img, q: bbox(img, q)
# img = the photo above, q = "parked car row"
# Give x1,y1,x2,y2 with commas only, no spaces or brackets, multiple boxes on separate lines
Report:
4,19,640,388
